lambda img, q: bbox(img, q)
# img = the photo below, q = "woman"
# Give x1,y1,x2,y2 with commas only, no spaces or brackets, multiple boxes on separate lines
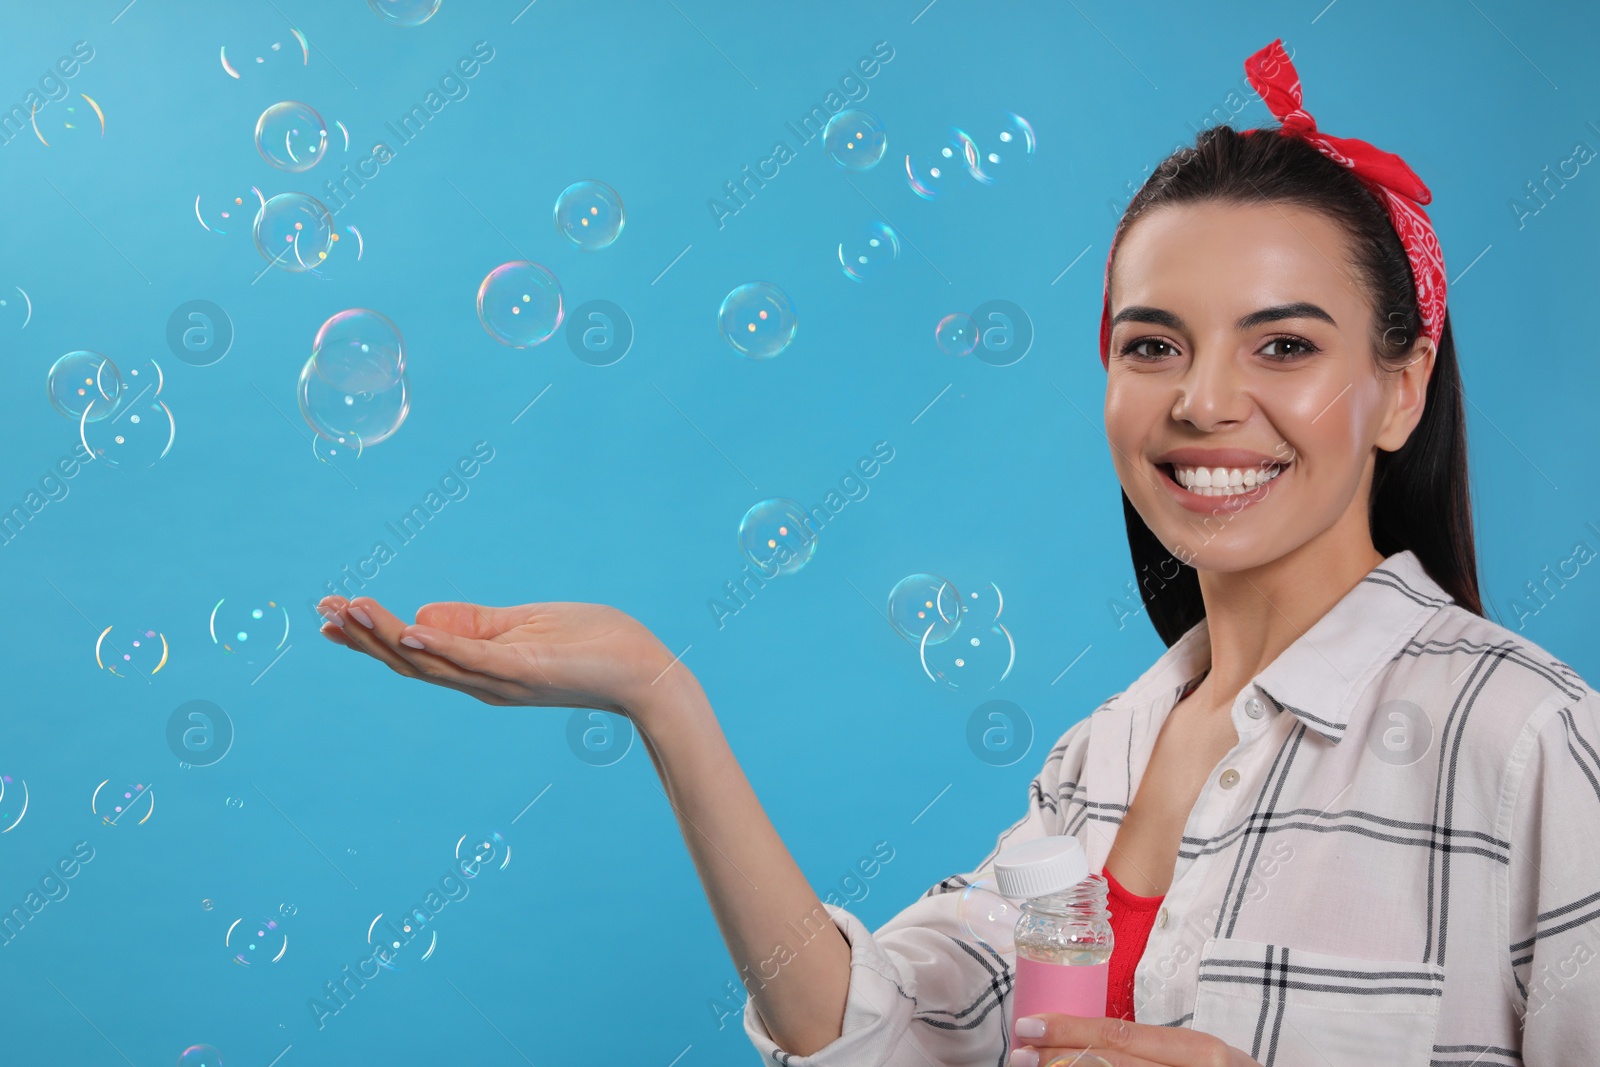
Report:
315,41,1600,1067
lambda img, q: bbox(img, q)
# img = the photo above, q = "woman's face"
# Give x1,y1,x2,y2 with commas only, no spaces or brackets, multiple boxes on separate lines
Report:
1103,199,1434,573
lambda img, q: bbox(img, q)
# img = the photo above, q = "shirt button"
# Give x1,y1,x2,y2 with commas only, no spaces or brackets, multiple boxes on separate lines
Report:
1220,768,1240,789
1156,907,1168,928
1245,697,1265,719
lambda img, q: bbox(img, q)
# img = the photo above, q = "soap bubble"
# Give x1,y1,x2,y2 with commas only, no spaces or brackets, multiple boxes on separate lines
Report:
823,108,887,170
905,129,979,199
477,261,564,347
81,359,174,470
970,112,1036,185
177,1045,224,1067
367,0,440,25
297,356,409,447
201,899,214,911
210,598,290,658
456,830,510,877
48,350,122,421
717,282,797,360
935,313,979,356
737,498,816,577
553,180,625,250
227,914,287,966
253,192,334,272
94,628,169,678
312,434,361,463
887,574,961,645
312,308,405,392
254,101,327,172
838,221,900,282
955,873,1019,954
195,190,265,236
920,581,1014,690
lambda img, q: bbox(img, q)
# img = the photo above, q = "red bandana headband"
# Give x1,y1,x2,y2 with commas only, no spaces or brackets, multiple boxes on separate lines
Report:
1098,38,1447,368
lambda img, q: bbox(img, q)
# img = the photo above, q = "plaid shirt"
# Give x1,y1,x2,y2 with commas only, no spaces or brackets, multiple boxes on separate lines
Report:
744,549,1600,1066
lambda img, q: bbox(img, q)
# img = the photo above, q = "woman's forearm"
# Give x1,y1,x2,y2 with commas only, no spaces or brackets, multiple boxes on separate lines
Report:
630,672,853,1057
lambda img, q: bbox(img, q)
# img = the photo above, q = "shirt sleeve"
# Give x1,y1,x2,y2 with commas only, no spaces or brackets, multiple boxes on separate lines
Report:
1506,690,1600,1066
742,716,1091,1067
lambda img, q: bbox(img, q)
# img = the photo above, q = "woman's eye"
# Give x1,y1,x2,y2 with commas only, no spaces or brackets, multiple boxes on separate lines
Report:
1261,336,1318,360
1122,338,1177,361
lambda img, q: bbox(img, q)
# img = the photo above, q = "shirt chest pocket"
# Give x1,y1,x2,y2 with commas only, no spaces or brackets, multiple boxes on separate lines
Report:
1188,937,1446,1066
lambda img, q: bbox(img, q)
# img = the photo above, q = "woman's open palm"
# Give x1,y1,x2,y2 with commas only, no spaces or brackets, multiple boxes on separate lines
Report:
317,594,685,716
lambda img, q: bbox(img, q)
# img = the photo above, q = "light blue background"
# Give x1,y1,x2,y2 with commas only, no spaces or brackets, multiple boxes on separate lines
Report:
1,1,1596,1063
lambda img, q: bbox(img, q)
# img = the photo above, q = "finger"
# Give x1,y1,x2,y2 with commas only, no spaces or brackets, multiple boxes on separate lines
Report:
394,623,548,686
414,600,523,639
1014,1014,1232,1067
319,621,352,647
343,596,530,701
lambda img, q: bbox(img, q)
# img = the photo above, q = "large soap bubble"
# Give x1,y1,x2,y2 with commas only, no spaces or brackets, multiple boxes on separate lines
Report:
253,192,334,273
477,261,564,348
312,309,405,392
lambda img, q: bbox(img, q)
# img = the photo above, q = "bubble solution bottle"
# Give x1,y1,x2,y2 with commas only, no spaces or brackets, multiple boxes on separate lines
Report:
994,835,1112,1021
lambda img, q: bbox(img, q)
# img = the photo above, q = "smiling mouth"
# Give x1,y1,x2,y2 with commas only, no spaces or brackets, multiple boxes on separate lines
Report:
1156,461,1290,502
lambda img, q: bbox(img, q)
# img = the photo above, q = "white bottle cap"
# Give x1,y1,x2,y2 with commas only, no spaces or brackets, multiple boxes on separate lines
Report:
993,835,1089,900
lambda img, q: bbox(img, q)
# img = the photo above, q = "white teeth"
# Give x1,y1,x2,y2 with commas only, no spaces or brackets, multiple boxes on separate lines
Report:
1170,462,1284,496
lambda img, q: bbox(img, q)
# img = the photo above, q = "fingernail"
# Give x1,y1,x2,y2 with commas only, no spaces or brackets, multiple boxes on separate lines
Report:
347,606,374,628
1015,1016,1048,1040
318,609,345,629
399,634,426,650
1008,1049,1040,1067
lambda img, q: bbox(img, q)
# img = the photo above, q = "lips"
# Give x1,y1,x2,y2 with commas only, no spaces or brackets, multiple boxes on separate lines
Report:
1155,458,1288,514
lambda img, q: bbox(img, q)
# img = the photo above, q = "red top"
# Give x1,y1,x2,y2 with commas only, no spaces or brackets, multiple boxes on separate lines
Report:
1101,864,1165,1020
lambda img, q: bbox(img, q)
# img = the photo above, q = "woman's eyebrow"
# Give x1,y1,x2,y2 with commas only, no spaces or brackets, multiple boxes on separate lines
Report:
1110,301,1339,332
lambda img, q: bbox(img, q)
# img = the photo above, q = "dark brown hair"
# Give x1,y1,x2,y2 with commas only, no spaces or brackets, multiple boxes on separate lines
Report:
1109,123,1483,646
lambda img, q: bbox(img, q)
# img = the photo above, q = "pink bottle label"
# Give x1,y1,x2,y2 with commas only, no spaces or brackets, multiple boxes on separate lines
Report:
1013,956,1108,1021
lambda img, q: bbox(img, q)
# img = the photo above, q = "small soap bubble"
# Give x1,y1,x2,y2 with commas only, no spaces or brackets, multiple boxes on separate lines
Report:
201,899,213,910
920,581,1014,690
838,221,900,282
95,627,169,678
553,180,625,250
737,498,817,577
210,598,290,657
255,101,327,172
48,350,122,421
367,0,440,25
887,574,962,645
823,108,887,170
955,873,1019,954
253,192,334,272
297,356,409,447
905,129,979,199
935,313,979,356
477,261,564,348
177,1045,225,1067
278,903,298,918
225,797,244,808
312,308,405,392
717,282,797,360
970,112,1036,184
80,358,174,470
227,914,286,966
